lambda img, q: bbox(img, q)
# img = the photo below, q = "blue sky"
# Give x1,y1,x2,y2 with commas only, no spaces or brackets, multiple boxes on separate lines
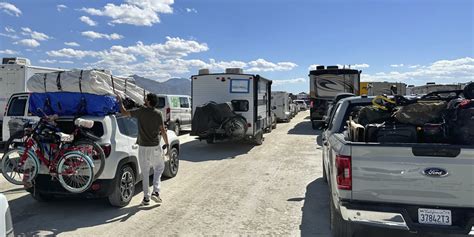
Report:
0,0,473,93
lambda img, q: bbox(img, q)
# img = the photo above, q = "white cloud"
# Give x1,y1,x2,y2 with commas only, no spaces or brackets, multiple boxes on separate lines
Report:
47,48,100,58
57,4,67,12
21,27,50,41
0,2,21,17
4,26,14,32
81,0,174,26
186,8,197,13
0,32,18,39
246,58,297,72
39,59,74,64
79,16,98,26
15,39,40,47
0,49,18,55
273,78,307,86
408,64,421,69
337,63,370,69
390,64,404,68
363,57,474,85
64,41,80,47
308,64,320,70
81,31,123,40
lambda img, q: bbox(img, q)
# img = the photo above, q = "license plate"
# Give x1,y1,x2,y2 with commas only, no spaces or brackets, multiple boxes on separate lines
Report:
418,208,452,225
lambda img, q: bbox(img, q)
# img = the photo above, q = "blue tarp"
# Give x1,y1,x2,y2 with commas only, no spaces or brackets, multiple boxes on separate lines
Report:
29,92,119,117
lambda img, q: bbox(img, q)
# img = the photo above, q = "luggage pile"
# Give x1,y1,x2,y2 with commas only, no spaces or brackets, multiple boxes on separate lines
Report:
347,82,474,145
26,69,148,116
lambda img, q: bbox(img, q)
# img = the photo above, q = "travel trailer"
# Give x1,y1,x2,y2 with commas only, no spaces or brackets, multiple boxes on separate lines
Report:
191,68,272,145
271,91,291,122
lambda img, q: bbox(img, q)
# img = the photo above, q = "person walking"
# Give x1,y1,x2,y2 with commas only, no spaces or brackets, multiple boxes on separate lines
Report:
117,93,169,206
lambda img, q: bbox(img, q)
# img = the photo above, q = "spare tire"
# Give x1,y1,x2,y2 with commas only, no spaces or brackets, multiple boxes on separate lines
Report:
223,115,247,139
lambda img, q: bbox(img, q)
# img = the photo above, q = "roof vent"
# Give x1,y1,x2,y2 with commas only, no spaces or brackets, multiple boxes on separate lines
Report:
316,65,325,70
198,69,210,75
327,65,339,70
225,68,243,74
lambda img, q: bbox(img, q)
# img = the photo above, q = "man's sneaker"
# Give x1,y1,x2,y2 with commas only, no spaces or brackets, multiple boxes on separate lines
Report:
141,197,150,206
151,192,162,203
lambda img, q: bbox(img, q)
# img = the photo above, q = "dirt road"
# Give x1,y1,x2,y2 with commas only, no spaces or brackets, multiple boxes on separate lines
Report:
0,111,464,236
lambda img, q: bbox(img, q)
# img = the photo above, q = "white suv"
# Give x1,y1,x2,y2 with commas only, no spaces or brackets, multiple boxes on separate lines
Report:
0,194,14,237
3,93,180,207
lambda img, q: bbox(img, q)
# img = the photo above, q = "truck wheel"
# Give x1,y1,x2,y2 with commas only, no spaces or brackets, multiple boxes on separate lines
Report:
254,132,264,145
108,165,135,207
162,147,179,178
272,123,277,129
330,195,355,237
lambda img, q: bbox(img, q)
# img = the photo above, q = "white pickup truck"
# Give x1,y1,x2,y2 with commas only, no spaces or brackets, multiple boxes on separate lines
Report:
322,96,474,236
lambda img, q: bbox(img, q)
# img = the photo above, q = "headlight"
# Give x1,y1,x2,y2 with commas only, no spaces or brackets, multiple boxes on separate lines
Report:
5,206,14,237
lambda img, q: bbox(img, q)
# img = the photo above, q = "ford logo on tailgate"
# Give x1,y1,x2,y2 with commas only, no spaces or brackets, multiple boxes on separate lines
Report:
422,168,449,177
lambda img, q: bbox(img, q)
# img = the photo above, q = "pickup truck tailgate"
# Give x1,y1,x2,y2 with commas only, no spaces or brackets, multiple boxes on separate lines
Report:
351,145,474,208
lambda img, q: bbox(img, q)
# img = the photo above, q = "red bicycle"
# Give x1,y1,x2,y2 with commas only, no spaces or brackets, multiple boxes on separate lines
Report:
2,115,96,193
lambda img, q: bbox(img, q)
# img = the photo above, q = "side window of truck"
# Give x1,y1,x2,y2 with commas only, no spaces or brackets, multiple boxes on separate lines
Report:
327,103,342,130
179,97,190,108
7,96,28,116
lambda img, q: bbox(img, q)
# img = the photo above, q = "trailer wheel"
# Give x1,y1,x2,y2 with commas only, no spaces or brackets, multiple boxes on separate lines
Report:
254,132,263,145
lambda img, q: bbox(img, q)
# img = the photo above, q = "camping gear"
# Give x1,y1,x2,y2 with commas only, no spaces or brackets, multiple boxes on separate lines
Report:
357,106,392,125
347,118,365,142
450,99,474,145
394,101,447,126
422,123,447,143
28,92,119,117
191,102,248,138
463,82,474,99
365,123,417,143
27,70,146,106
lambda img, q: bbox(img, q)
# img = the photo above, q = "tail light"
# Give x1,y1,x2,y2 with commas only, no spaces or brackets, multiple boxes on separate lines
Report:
336,155,352,190
101,144,111,158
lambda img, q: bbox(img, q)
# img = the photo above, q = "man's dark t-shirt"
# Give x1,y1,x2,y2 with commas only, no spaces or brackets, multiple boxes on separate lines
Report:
130,107,164,146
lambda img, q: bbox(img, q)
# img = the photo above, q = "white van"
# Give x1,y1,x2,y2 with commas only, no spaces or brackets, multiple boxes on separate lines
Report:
271,91,291,122
156,95,192,135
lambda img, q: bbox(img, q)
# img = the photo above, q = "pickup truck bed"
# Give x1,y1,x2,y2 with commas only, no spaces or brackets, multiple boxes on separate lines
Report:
323,96,474,236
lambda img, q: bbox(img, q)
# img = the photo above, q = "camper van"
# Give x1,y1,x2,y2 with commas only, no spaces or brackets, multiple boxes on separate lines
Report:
271,91,291,122
0,57,62,144
191,68,272,145
156,94,192,135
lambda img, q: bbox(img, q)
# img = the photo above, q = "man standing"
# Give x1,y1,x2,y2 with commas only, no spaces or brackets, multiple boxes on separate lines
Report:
117,93,169,206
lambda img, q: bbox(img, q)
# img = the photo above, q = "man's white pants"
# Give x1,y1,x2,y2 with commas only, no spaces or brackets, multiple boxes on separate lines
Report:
138,146,165,199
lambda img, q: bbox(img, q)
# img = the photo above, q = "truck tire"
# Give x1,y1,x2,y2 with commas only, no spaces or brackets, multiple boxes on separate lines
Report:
162,147,179,178
108,165,135,207
330,195,355,237
254,132,264,145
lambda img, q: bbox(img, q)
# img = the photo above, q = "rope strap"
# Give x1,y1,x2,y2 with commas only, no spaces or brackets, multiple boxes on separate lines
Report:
56,72,63,91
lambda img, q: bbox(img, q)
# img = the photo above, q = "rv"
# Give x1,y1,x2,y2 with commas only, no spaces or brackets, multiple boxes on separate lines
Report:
308,65,360,129
406,83,464,95
191,68,272,145
0,57,62,144
271,91,291,122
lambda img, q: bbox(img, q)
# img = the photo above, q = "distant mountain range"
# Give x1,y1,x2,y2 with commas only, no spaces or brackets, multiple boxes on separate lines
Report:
132,75,191,95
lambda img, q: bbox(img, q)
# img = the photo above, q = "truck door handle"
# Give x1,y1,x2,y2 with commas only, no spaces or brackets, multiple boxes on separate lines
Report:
132,144,138,150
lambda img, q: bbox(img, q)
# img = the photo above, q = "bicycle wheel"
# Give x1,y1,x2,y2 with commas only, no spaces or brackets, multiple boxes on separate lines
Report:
73,139,105,180
57,151,94,193
1,148,39,185
3,130,26,153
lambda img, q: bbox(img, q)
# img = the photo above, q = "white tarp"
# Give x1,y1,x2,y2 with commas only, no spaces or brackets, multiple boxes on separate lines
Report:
27,69,147,105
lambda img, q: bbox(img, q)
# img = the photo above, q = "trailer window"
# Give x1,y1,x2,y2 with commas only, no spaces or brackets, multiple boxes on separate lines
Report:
179,97,190,108
7,96,28,116
231,100,249,112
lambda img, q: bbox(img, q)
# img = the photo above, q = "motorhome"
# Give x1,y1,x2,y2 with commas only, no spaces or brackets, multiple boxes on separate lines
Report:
360,82,407,96
191,68,272,145
308,65,360,129
271,91,291,122
0,57,62,144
